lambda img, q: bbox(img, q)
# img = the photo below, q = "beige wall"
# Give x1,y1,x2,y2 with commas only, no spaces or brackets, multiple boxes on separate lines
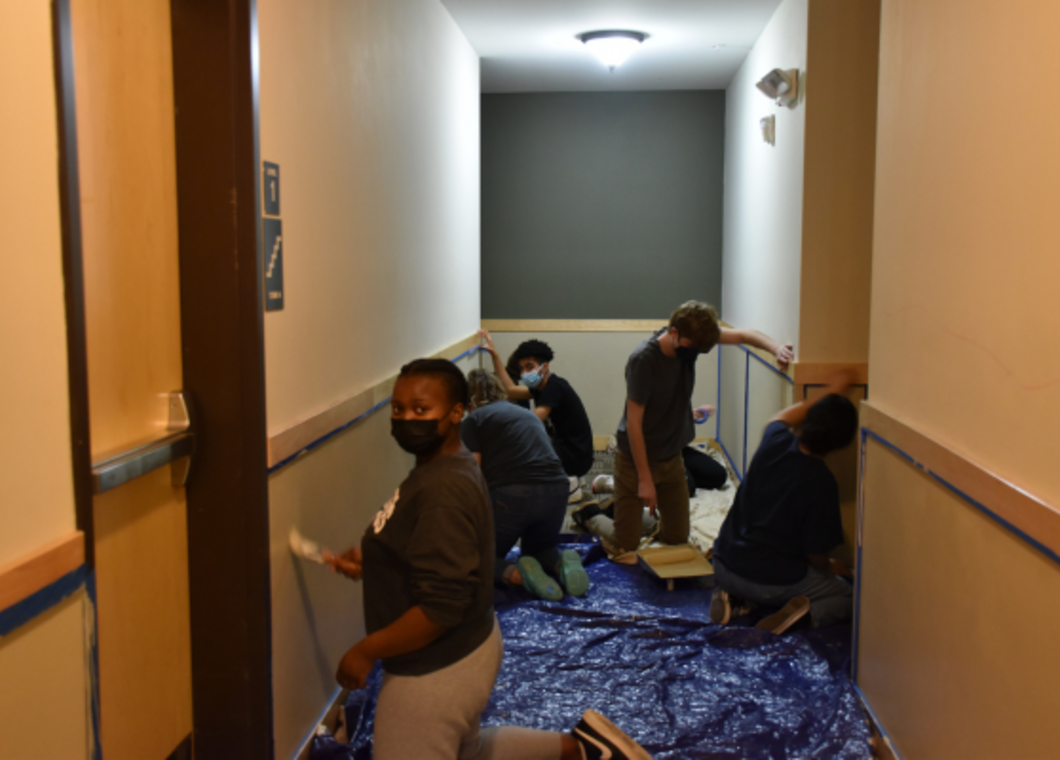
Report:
859,440,1060,758
869,0,1060,506
0,2,89,758
258,1,480,756
797,0,879,363
0,593,90,760
861,0,1060,754
0,0,78,566
260,0,480,436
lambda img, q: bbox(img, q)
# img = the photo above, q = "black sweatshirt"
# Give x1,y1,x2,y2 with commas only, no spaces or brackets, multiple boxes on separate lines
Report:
361,448,495,676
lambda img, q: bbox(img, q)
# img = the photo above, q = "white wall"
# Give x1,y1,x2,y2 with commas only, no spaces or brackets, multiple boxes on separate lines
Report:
258,2,480,756
721,0,807,351
261,0,481,435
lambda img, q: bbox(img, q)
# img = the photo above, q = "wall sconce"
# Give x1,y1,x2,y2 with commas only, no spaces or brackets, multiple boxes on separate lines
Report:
576,30,648,71
756,68,799,107
760,115,776,146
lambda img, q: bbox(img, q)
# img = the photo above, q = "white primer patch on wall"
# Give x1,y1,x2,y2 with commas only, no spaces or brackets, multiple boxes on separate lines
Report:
721,0,806,354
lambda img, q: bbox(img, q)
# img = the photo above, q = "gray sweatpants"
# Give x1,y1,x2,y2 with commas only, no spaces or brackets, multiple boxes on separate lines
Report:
373,618,563,760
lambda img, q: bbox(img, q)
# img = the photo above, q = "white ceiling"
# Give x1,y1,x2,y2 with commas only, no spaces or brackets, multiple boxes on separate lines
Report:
440,0,782,93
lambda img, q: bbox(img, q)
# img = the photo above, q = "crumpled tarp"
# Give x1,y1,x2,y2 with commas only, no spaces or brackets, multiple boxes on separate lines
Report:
313,542,871,760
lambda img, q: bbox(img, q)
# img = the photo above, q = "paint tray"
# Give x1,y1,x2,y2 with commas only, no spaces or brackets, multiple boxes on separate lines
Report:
636,543,713,590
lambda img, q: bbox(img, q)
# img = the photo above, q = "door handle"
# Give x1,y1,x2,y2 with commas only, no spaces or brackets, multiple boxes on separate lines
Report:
91,391,196,494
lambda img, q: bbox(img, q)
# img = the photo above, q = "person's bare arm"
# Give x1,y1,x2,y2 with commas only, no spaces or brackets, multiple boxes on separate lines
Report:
478,329,531,401
772,369,856,428
719,327,794,369
534,405,551,422
626,399,657,514
336,606,446,689
808,554,853,578
472,452,482,467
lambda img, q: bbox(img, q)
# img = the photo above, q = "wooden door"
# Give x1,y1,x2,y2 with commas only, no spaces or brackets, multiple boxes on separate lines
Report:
71,0,194,757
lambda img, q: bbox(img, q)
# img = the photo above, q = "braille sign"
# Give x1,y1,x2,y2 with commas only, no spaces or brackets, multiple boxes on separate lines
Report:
264,217,284,311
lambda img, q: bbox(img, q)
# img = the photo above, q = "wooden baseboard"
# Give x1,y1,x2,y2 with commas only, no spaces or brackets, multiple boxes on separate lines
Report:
481,319,665,333
0,531,85,612
267,334,480,468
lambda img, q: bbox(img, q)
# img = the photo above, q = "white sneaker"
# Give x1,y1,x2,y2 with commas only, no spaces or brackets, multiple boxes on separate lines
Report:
592,474,614,494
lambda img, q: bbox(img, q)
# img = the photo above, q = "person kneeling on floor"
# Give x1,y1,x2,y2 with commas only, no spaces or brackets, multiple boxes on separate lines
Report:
329,360,650,760
710,371,858,635
462,369,589,600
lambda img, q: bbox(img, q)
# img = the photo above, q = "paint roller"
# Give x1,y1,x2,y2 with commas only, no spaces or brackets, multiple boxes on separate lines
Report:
288,527,334,565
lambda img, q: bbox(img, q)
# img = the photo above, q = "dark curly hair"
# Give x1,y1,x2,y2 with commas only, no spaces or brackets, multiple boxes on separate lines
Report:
398,358,469,407
798,394,858,456
511,339,554,365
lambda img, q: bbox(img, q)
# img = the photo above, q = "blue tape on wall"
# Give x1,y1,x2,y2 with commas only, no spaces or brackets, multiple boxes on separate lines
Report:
268,345,486,474
0,565,87,638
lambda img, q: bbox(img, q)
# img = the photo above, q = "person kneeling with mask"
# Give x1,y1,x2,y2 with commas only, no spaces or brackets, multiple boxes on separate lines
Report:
329,359,651,760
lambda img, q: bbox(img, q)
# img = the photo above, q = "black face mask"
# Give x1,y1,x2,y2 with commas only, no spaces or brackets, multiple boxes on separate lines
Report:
391,416,450,456
675,346,701,364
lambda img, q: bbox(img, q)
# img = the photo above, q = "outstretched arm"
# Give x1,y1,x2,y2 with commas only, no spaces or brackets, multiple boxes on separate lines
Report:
772,369,857,428
719,327,794,369
478,329,532,401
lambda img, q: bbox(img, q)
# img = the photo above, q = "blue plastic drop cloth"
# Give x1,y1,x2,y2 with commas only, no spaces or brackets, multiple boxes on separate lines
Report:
313,542,871,760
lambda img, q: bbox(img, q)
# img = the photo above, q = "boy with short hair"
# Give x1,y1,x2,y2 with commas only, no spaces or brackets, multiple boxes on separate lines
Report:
602,301,794,560
479,331,595,485
711,371,858,634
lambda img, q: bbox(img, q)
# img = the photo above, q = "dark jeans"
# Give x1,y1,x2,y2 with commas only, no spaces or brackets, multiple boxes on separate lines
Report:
682,447,727,494
491,481,570,585
712,556,853,627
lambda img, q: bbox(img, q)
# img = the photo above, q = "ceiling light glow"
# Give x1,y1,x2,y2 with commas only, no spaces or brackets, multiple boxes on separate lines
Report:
577,30,647,71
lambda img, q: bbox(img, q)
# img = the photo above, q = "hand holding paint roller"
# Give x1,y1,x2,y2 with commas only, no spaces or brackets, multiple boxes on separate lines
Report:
289,527,362,579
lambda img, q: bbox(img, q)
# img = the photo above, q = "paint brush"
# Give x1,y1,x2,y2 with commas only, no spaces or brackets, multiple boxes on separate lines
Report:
288,527,334,565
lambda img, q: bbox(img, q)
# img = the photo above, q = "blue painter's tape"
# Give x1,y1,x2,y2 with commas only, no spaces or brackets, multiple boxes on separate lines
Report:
742,352,750,477
86,572,102,760
733,343,794,384
715,347,721,441
0,565,87,638
717,438,742,483
926,470,1060,568
268,346,486,475
852,684,905,760
860,426,1060,603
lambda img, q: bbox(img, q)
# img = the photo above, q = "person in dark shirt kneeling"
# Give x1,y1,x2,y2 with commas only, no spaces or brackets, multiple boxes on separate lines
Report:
329,359,651,760
711,371,859,635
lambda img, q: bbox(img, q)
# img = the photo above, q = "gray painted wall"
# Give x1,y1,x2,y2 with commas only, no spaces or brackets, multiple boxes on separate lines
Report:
482,91,726,319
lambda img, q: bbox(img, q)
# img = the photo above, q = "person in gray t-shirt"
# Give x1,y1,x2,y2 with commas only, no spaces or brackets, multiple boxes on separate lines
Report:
596,301,795,559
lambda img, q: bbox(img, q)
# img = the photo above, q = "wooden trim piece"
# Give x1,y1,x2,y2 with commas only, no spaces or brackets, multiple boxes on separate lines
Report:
793,362,869,387
172,0,274,754
861,401,1060,560
482,319,665,333
52,0,96,567
0,532,85,613
267,334,482,468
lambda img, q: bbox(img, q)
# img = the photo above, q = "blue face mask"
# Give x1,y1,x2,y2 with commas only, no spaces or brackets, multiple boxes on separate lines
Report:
520,366,545,389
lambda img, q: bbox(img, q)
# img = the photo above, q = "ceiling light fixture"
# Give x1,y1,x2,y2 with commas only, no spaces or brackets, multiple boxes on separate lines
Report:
576,30,648,71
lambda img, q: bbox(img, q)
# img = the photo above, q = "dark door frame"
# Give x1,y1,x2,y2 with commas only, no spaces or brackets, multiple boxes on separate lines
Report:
171,1,273,757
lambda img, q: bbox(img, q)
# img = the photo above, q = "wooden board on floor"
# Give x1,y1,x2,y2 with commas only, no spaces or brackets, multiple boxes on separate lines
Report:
637,544,713,589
